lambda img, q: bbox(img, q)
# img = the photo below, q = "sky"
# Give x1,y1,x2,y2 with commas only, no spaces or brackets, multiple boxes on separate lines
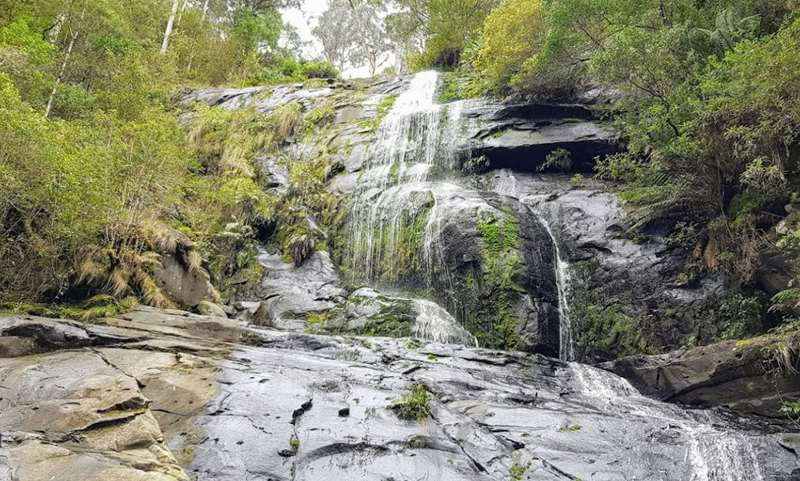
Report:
280,0,395,79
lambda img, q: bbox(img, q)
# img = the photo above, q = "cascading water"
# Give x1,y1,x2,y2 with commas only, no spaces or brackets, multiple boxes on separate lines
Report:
487,170,575,360
572,363,766,481
343,71,478,345
540,217,574,361
412,299,478,346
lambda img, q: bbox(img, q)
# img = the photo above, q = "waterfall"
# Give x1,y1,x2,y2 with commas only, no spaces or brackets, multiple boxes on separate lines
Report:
342,71,479,346
571,363,765,481
486,171,575,361
346,71,463,284
539,217,574,361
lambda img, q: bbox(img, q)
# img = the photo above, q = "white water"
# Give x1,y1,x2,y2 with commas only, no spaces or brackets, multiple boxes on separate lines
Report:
347,71,469,283
412,299,478,346
571,363,765,481
343,71,481,346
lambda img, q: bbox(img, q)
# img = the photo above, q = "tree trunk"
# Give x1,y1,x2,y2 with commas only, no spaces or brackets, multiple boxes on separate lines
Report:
160,0,181,54
45,6,85,118
185,0,211,74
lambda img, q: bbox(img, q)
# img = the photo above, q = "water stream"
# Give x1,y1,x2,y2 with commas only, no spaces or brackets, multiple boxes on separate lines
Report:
540,217,574,362
572,363,766,481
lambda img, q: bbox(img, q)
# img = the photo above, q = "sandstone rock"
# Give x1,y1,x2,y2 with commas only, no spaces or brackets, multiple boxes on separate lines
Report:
196,301,227,318
0,308,228,481
154,254,217,308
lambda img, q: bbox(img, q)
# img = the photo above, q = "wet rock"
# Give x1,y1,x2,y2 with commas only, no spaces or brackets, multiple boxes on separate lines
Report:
484,171,727,360
397,182,559,354
604,333,800,419
0,311,228,481
253,155,289,192
188,328,798,481
249,250,347,329
320,288,416,337
0,308,796,480
460,101,621,173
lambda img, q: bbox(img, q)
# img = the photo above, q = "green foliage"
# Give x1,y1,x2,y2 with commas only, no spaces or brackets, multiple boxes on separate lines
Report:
474,0,545,93
717,291,764,340
405,0,498,69
573,304,648,359
538,148,573,172
781,401,800,417
360,93,398,132
0,0,317,308
0,295,138,322
510,463,527,481
390,383,431,422
438,73,461,103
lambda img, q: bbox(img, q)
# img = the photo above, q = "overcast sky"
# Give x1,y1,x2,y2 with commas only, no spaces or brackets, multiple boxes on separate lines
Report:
280,0,395,78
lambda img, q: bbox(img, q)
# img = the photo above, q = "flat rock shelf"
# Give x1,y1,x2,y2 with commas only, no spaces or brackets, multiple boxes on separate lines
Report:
0,309,797,481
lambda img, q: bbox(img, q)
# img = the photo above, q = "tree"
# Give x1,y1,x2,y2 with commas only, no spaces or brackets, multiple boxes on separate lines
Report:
474,0,544,90
349,3,390,76
313,0,356,71
160,0,182,54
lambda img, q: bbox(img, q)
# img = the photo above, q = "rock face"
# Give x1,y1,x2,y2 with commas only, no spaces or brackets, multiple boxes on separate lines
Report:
1,309,798,480
330,180,560,354
483,171,727,361
462,102,621,172
246,249,347,330
604,333,800,419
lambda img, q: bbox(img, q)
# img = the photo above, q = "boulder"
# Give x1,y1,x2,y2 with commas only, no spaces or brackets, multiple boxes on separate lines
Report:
249,250,347,330
196,301,227,318
154,253,218,308
314,288,477,346
333,181,560,354
604,333,800,419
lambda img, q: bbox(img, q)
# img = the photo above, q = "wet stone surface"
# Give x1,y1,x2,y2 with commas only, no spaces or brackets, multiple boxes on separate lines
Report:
189,329,799,481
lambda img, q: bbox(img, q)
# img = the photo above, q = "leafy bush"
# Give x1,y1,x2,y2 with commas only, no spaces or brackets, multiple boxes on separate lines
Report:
474,0,545,92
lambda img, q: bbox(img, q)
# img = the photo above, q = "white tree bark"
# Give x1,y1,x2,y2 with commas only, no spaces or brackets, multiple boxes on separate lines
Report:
160,0,181,54
45,5,85,118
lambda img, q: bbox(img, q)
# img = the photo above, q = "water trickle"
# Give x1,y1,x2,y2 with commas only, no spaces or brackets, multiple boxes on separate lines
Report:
539,217,574,362
571,363,766,481
412,299,478,346
486,171,575,360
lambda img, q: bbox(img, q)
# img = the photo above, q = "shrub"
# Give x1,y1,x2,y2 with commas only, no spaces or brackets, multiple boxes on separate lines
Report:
474,0,545,92
390,383,431,422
